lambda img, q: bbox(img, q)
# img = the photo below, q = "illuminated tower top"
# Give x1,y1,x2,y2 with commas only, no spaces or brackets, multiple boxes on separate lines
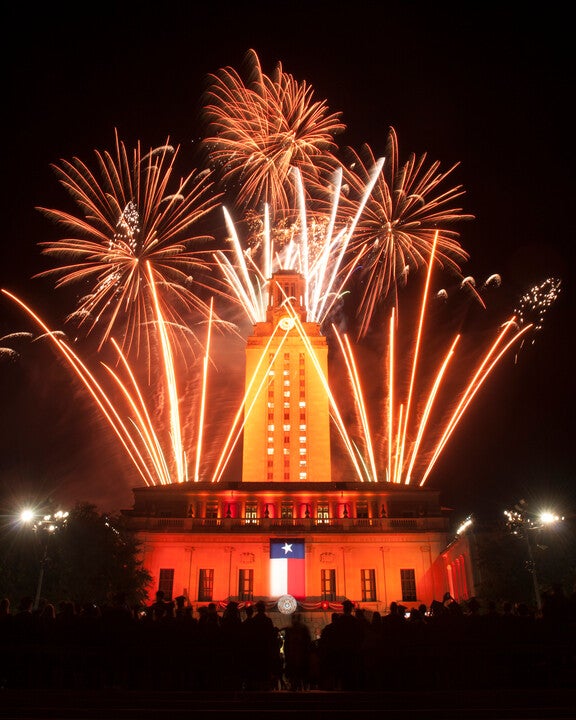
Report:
242,271,331,483
266,270,307,325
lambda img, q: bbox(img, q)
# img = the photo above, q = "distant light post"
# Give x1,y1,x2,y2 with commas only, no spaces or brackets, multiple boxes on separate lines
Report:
504,499,564,611
20,508,69,610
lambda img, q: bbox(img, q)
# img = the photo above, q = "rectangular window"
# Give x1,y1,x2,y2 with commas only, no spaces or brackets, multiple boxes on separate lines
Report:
158,568,175,600
356,501,369,519
321,569,336,601
281,502,293,519
317,503,329,524
206,501,218,519
361,569,376,602
400,569,417,602
245,502,258,524
238,569,254,601
198,569,214,602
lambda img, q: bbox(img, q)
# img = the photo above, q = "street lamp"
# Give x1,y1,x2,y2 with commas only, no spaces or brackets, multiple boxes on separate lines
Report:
21,507,69,610
504,499,564,611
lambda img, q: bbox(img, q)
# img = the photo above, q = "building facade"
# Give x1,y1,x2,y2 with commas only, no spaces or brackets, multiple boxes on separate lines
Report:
122,272,468,625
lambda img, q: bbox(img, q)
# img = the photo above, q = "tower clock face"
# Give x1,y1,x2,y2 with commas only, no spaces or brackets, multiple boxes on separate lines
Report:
278,316,295,331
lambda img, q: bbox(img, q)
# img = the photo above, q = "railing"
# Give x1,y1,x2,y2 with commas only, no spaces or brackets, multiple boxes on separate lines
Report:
123,515,449,533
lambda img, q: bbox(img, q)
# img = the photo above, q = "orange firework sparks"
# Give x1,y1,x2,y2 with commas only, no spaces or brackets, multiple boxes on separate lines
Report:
331,235,534,485
342,127,473,339
214,163,383,328
2,52,559,501
36,131,222,362
1,286,217,486
203,48,345,213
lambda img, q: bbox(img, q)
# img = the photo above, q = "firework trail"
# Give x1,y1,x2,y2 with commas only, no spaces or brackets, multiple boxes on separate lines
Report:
1,287,218,486
203,48,345,213
36,131,222,362
332,235,534,485
214,163,383,328
2,53,561,498
341,127,473,339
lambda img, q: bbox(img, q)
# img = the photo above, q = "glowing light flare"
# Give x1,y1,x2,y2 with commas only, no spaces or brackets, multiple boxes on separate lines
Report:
539,511,563,525
20,509,35,524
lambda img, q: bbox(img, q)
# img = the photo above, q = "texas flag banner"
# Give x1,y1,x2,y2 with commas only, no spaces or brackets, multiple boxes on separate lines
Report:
270,539,305,599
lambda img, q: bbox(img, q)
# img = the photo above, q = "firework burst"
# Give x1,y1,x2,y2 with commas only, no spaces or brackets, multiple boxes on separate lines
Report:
203,48,345,213
514,277,562,334
214,162,383,327
342,127,473,339
36,132,222,361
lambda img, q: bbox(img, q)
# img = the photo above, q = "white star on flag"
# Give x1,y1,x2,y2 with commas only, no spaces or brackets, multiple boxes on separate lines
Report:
282,543,293,554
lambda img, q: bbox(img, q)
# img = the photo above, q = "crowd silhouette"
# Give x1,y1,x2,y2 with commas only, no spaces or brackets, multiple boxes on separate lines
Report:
1,588,575,692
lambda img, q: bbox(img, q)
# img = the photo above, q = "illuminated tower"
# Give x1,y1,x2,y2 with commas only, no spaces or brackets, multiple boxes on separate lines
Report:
242,270,331,483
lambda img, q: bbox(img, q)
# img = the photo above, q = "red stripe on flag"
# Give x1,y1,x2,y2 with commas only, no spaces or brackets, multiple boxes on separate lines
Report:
287,558,305,599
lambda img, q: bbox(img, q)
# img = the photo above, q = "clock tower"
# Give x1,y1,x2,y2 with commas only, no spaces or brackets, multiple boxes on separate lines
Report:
242,270,331,483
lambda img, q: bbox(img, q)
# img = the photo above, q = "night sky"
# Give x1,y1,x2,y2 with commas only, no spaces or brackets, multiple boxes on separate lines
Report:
1,3,574,524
